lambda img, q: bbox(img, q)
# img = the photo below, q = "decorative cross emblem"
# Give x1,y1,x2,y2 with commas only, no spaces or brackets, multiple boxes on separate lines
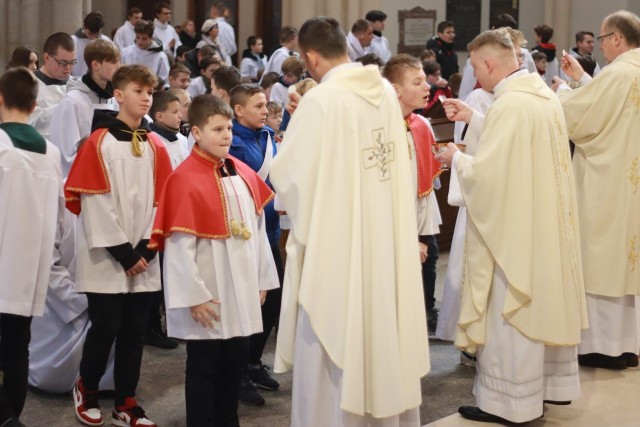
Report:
629,156,640,194
629,235,638,272
362,128,395,181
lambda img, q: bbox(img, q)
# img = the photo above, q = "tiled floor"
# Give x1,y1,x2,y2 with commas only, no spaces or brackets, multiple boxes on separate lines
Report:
426,367,640,427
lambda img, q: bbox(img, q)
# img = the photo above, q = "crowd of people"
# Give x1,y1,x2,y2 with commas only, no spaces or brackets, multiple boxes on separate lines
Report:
0,3,638,427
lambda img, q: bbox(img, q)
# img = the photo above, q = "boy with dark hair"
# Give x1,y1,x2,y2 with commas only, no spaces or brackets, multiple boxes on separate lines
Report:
187,56,221,97
114,7,143,50
240,36,268,82
50,38,120,176
149,93,278,425
0,67,63,427
262,26,299,78
229,84,283,406
149,89,188,169
426,20,458,79
365,10,391,62
211,65,242,104
153,2,181,57
30,32,76,140
72,11,110,77
66,64,172,427
121,20,170,82
533,23,559,86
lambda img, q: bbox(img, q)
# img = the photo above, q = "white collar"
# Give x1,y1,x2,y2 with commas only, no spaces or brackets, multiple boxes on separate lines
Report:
493,69,528,94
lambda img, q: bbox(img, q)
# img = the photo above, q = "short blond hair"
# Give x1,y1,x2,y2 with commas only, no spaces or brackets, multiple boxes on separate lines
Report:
494,27,527,47
295,78,317,96
467,30,513,53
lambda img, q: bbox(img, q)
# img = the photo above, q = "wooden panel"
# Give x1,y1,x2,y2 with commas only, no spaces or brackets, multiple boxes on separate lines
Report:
429,116,457,251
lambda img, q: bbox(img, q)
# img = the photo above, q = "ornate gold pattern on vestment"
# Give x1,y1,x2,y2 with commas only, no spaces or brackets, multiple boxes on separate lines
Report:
629,156,640,194
363,128,394,181
630,78,640,113
629,236,638,272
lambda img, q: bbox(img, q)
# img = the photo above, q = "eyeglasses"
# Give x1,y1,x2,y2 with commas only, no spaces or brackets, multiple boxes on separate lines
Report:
596,32,615,42
50,56,78,67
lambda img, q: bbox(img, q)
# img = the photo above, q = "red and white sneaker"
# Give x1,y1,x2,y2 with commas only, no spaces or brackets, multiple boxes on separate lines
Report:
111,397,157,427
73,377,103,426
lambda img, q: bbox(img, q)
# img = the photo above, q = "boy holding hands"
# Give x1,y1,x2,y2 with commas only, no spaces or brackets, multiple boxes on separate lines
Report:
65,64,172,427
149,94,279,425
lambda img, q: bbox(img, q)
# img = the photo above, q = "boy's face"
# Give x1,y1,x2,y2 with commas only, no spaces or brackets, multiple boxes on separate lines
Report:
394,67,429,112
535,58,548,72
95,60,121,83
201,64,219,80
135,33,152,50
44,47,76,80
371,20,385,32
426,69,441,85
251,39,264,54
169,72,190,90
265,111,283,131
156,100,182,129
235,93,268,130
178,94,191,122
438,26,456,44
283,72,299,85
194,114,233,159
115,82,154,118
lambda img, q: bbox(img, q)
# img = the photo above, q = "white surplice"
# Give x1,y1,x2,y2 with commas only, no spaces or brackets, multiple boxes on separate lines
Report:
71,34,112,77
163,175,279,340
436,89,493,341
153,19,182,57
120,44,170,82
113,21,136,50
0,130,63,317
153,132,188,170
75,131,161,294
29,210,115,393
49,78,118,177
30,78,69,140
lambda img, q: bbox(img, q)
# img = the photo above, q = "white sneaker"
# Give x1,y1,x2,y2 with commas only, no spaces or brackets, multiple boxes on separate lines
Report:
111,397,156,427
73,377,103,426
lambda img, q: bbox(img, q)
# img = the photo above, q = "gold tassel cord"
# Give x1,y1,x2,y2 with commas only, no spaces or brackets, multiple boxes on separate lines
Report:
121,129,148,157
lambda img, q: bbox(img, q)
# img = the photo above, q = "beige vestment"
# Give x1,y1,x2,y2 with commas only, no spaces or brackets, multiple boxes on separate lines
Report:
559,48,640,297
454,72,588,353
270,63,429,421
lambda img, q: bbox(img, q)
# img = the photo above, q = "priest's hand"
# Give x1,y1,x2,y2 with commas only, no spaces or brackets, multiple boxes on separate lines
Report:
260,290,267,305
190,299,221,328
287,92,301,116
560,51,585,82
434,142,459,168
126,258,148,276
442,99,472,123
551,76,566,92
418,242,428,263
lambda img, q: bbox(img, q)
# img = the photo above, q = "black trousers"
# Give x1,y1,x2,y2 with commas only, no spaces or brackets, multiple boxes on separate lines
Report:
80,292,154,405
0,313,32,421
148,252,165,333
421,235,440,313
247,243,284,365
185,337,249,427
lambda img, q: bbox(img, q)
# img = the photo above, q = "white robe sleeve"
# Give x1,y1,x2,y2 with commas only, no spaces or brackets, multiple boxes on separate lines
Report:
257,214,280,291
47,211,87,323
449,110,484,206
415,195,430,235
49,97,82,174
157,53,170,82
164,232,214,308
80,193,130,248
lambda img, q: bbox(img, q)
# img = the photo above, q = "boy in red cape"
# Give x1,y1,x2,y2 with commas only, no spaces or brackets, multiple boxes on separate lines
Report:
148,94,279,426
65,64,172,427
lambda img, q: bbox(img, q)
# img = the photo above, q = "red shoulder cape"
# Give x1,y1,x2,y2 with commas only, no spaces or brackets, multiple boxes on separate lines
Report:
148,145,274,251
406,113,442,198
64,128,173,215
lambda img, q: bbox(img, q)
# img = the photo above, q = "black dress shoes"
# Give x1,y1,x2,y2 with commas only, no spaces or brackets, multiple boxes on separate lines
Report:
458,406,514,424
623,352,639,368
578,353,628,370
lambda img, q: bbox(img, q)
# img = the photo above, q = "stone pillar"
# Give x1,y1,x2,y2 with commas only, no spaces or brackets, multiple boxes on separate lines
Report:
282,0,380,37
0,0,86,69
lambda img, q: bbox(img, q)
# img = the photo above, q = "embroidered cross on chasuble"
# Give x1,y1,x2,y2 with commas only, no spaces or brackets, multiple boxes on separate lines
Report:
362,127,395,181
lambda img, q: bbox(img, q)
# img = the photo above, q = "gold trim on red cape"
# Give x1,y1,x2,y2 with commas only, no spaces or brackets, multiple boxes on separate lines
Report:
406,113,443,198
148,145,274,251
64,128,173,215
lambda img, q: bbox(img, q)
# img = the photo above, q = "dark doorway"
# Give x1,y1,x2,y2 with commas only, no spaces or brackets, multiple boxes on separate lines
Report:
255,0,283,57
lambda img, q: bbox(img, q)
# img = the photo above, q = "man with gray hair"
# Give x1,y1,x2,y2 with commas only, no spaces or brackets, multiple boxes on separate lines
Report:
437,29,587,424
270,16,429,427
554,10,640,371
